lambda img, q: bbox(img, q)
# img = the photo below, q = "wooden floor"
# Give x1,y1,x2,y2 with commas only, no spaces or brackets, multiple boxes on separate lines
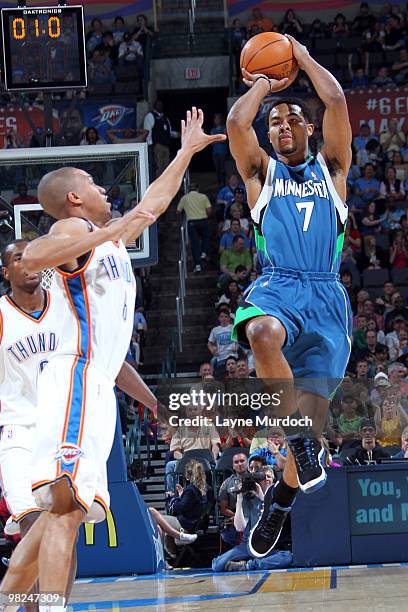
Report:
69,563,408,611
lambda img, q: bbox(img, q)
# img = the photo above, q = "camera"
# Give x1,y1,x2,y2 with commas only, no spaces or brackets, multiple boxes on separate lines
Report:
228,471,265,496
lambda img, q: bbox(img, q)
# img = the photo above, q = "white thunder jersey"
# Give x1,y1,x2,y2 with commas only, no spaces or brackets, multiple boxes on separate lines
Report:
50,236,136,380
0,290,59,426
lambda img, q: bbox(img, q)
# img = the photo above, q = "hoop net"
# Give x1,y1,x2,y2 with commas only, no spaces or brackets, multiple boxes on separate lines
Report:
41,268,55,290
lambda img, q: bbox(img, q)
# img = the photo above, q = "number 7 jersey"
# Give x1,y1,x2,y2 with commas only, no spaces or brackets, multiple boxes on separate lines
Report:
251,153,349,273
0,290,60,426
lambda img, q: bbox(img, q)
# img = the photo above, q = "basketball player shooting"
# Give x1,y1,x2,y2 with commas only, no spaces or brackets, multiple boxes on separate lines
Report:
227,36,352,557
0,108,225,605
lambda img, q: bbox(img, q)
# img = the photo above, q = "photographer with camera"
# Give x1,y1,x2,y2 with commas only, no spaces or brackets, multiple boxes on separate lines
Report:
212,461,292,572
218,452,248,547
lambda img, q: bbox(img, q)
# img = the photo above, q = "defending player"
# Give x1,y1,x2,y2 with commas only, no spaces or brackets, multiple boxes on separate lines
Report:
227,37,352,556
0,108,224,604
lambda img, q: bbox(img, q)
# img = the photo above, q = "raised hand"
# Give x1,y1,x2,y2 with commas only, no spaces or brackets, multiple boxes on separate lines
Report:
181,106,227,155
241,67,289,93
284,35,310,70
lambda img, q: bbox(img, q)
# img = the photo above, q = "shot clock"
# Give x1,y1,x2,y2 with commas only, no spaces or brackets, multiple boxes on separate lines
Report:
1,5,87,91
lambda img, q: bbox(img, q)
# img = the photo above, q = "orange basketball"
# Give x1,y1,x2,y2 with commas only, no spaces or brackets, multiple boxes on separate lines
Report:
240,32,298,86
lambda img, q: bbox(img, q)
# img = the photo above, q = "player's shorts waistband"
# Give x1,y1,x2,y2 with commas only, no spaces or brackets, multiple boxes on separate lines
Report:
47,355,115,387
262,267,340,281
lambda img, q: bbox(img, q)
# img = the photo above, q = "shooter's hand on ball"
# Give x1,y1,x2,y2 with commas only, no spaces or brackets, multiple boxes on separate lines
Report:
284,35,310,70
241,68,289,93
181,106,227,155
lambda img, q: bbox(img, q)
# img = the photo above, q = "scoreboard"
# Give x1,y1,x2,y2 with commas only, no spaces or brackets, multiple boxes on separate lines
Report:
1,5,87,91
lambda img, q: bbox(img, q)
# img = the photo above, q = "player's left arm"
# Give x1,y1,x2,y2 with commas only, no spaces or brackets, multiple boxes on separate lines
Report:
287,36,352,195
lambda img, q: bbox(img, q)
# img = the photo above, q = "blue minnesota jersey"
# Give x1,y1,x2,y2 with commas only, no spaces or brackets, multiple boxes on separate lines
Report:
251,153,348,273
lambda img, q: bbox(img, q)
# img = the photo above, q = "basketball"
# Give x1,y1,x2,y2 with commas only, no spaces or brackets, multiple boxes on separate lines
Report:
240,32,298,85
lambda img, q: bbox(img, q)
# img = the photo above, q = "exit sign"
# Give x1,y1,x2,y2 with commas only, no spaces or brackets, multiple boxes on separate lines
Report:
185,67,200,80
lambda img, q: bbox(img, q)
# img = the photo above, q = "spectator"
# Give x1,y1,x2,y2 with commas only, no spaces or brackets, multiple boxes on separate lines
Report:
225,187,250,220
392,47,408,84
88,48,116,89
118,32,144,67
211,114,228,186
375,395,408,447
199,362,214,380
353,124,376,152
371,66,395,88
225,355,238,380
215,280,242,314
112,15,128,44
219,220,250,253
236,356,251,378
349,63,369,89
308,19,326,41
108,185,125,213
380,119,406,159
280,9,303,36
379,168,405,228
383,281,397,310
337,395,365,444
3,128,23,150
344,420,390,464
220,236,252,280
11,183,38,206
165,403,220,491
216,174,241,212
247,7,273,33
383,14,405,50
212,464,292,572
391,150,408,181
132,14,154,53
86,18,104,55
207,310,238,372
332,13,349,38
222,203,250,235
235,264,251,291
385,315,408,356
177,184,211,273
371,371,391,405
388,362,408,396
80,127,105,146
358,235,387,269
351,2,377,34
391,425,408,458
389,230,408,268
249,431,287,471
100,31,119,64
357,138,385,169
358,329,387,362
151,460,209,557
231,18,247,88
354,164,381,203
143,100,179,178
218,452,249,547
367,317,386,345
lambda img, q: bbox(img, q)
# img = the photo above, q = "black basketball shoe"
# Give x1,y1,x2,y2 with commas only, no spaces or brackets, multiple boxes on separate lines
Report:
287,435,327,494
248,486,292,558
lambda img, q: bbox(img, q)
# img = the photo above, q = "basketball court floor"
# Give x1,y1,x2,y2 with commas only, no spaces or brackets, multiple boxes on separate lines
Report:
69,563,408,610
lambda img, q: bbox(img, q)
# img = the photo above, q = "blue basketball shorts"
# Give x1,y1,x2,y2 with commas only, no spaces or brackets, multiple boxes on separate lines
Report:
232,267,353,399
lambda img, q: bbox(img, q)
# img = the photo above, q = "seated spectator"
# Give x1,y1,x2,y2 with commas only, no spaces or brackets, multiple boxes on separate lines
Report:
380,119,406,159
207,310,238,373
375,395,408,447
222,203,250,234
225,187,250,220
86,18,104,55
354,164,381,204
391,425,408,458
118,32,144,67
225,355,238,380
337,395,365,444
165,403,220,491
371,371,391,405
346,183,365,218
212,465,292,572
235,264,251,291
249,429,287,472
385,314,408,356
383,281,397,310
347,212,362,252
112,15,128,44
132,14,154,53
391,150,408,181
199,362,214,380
361,22,385,53
99,31,119,64
367,317,386,345
353,124,377,152
358,329,387,362
215,280,242,314
357,138,385,170
219,220,250,253
11,182,38,206
388,362,408,397
80,127,105,146
357,234,387,269
88,49,116,88
151,460,208,557
351,2,377,35
280,9,303,36
218,452,249,547
308,19,326,40
389,230,408,268
349,57,369,90
108,185,125,213
220,236,252,280
216,174,241,212
392,47,408,84
247,7,273,33
332,13,349,38
344,420,390,464
371,66,394,88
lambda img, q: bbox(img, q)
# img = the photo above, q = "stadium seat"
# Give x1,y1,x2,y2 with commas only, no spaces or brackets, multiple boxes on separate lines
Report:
391,268,408,286
339,37,364,52
385,50,400,65
314,39,339,54
374,233,390,250
369,51,386,67
316,54,336,69
363,268,390,288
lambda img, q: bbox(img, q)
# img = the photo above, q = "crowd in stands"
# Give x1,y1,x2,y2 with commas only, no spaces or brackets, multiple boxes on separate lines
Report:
231,3,408,94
